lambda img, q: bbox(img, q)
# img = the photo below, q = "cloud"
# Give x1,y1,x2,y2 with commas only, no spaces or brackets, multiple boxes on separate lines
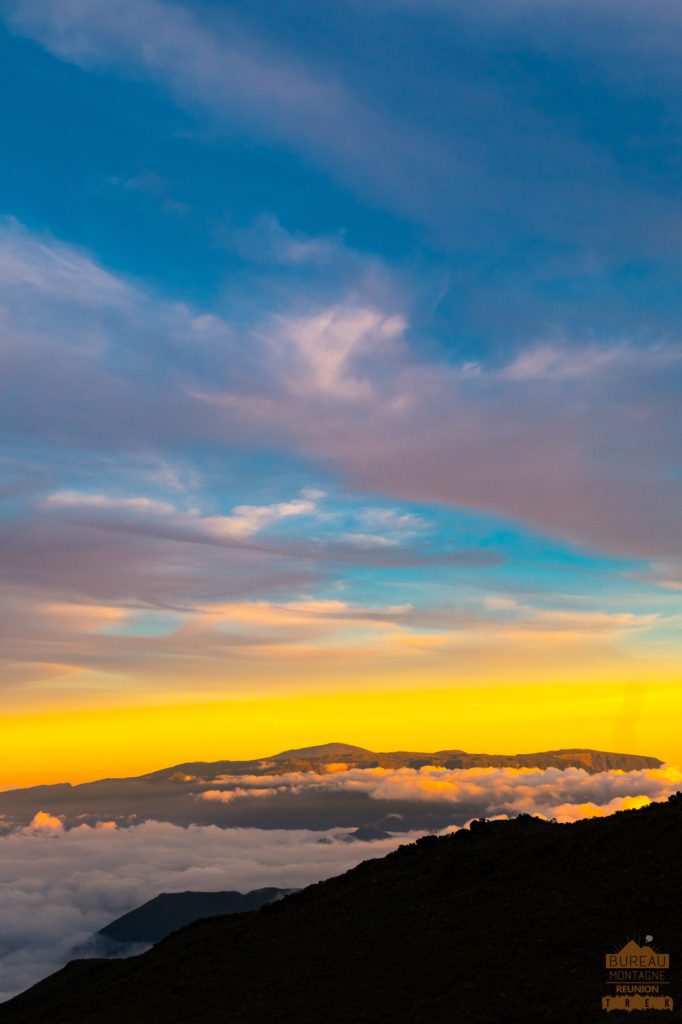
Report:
1,218,679,563
38,486,473,572
0,820,420,1001
210,306,682,559
500,344,627,383
226,215,346,268
350,0,682,102
1,763,679,999
0,219,239,450
46,492,177,515
548,793,652,823
3,0,451,231
1,566,661,700
193,764,682,825
0,218,677,705
261,306,406,400
28,811,63,832
208,498,318,539
499,342,681,383
0,216,133,308
634,562,682,592
4,761,680,835
11,0,682,275
347,507,429,548
202,787,282,804
45,489,319,541
0,589,487,697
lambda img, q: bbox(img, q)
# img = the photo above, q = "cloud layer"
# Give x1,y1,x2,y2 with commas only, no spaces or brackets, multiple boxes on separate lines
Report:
0,217,678,709
1,219,678,564
197,763,682,824
3,762,680,834
2,762,680,1000
0,820,419,1001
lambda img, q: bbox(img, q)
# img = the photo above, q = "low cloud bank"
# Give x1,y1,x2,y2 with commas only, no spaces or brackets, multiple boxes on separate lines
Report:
3,763,680,834
2,764,680,1002
0,822,419,1002
200,763,682,822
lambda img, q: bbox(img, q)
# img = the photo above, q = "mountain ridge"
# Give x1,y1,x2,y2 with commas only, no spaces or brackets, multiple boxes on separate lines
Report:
0,745,663,797
0,744,663,834
137,743,663,781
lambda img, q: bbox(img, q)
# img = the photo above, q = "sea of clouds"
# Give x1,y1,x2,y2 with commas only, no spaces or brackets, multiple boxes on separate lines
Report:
0,821,423,1002
2,763,681,1002
197,763,682,823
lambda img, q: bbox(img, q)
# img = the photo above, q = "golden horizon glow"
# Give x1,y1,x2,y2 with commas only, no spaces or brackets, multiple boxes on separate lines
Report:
3,679,682,789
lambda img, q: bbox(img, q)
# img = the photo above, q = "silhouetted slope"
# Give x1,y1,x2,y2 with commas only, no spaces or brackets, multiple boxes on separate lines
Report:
3,794,682,1024
78,888,293,954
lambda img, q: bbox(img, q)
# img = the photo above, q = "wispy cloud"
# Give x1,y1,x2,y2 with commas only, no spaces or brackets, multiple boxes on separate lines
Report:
0,220,678,706
260,306,406,400
10,0,682,270
212,304,682,559
46,489,319,540
46,492,177,515
225,215,347,268
4,0,451,229
499,342,681,383
2,217,680,559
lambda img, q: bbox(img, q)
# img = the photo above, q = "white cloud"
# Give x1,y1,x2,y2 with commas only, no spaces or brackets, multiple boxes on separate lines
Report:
1,217,680,563
45,490,320,541
341,532,399,547
499,342,681,382
500,343,624,382
346,507,429,546
46,492,177,515
1,764,679,1000
265,306,406,400
0,216,132,308
206,498,318,539
196,763,682,822
0,820,420,1001
357,508,427,532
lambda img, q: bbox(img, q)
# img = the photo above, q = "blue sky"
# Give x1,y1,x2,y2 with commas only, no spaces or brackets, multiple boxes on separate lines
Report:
0,0,680,728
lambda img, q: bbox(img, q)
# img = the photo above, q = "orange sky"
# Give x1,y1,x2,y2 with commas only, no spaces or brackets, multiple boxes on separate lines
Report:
3,679,681,789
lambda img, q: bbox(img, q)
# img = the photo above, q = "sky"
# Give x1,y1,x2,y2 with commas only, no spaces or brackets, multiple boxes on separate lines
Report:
1,0,681,784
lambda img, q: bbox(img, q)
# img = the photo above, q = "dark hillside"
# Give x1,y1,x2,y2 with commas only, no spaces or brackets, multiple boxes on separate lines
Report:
74,888,293,956
2,795,681,1024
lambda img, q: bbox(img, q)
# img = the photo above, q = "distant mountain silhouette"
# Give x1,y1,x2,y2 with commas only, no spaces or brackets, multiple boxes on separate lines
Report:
270,742,374,761
342,822,394,841
3,792,682,1024
0,743,662,833
141,743,662,779
74,888,293,957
